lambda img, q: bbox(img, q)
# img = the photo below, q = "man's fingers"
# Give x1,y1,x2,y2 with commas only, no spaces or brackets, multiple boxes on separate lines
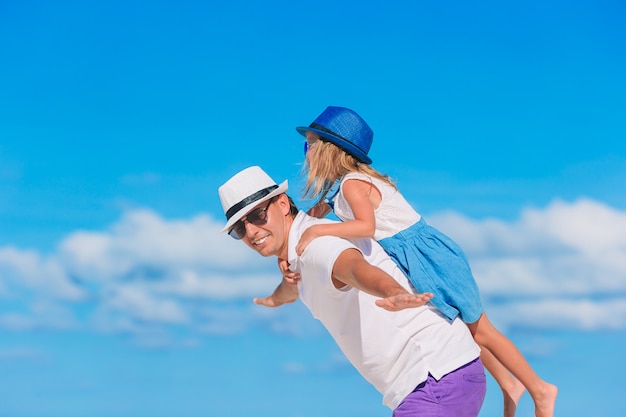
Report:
375,292,434,311
253,297,275,307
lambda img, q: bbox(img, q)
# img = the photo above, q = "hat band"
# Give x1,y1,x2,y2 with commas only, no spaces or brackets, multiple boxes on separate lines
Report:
309,122,368,155
225,185,279,220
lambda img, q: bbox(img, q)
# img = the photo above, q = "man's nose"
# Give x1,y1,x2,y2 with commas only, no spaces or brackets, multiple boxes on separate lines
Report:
243,219,261,237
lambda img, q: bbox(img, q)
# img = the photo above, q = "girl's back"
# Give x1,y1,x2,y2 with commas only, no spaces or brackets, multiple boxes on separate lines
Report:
333,172,421,241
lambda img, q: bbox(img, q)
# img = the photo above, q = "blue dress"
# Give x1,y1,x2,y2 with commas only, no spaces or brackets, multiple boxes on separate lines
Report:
331,173,483,323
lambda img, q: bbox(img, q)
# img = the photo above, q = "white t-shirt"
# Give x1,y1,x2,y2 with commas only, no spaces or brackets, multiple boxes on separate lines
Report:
287,212,480,410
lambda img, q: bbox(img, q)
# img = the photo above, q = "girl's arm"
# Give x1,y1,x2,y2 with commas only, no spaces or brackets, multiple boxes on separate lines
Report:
296,179,380,255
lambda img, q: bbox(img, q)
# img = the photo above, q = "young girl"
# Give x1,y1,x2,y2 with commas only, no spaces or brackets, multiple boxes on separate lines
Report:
290,106,558,417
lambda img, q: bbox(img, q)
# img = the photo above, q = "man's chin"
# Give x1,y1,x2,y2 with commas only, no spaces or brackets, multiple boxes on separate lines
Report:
250,244,272,257
258,247,275,257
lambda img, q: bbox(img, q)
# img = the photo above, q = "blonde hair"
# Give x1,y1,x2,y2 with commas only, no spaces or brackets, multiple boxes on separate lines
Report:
301,139,396,202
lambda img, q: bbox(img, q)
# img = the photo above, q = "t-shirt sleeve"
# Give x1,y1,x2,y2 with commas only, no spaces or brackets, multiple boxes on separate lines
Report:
299,235,358,290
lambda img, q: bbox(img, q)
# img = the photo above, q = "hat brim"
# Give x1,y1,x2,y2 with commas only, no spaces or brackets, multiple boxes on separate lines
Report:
296,126,372,165
220,180,289,233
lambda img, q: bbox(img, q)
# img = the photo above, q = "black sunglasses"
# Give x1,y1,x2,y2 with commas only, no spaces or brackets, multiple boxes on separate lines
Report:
228,198,275,240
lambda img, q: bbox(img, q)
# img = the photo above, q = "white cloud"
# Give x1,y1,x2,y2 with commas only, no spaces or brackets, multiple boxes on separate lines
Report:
1,208,278,337
429,198,626,297
0,300,78,331
0,313,36,330
59,209,264,280
0,246,85,300
153,270,280,299
487,298,626,331
535,198,626,254
102,285,188,324
1,198,625,341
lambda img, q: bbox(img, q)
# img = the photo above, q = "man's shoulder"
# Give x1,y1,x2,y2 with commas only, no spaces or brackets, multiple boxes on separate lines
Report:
293,212,355,252
293,211,339,231
294,212,376,255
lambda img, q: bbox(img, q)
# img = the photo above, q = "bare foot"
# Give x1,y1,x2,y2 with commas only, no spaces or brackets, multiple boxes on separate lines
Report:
503,378,526,417
533,383,558,417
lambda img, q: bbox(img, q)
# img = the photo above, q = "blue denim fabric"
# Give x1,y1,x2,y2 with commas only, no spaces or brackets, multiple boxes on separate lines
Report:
379,218,483,323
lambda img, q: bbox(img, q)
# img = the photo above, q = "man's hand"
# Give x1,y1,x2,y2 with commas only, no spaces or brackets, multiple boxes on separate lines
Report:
375,292,434,311
253,294,293,308
253,270,300,308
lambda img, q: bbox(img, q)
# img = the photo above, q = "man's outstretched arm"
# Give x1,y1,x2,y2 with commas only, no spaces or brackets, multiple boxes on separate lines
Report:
253,276,300,308
332,248,433,311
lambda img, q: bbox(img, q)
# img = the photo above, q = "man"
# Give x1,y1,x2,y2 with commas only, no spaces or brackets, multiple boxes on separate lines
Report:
218,166,486,416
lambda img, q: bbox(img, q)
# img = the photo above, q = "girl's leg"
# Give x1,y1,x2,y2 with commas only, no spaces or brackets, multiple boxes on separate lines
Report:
479,347,526,417
468,313,558,417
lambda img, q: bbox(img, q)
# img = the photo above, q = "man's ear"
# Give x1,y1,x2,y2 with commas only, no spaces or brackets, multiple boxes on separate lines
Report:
276,194,291,214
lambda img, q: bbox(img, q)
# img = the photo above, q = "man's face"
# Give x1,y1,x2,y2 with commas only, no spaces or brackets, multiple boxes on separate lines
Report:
238,194,291,259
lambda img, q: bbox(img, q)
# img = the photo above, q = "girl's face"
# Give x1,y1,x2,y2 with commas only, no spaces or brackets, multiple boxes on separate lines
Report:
305,132,321,162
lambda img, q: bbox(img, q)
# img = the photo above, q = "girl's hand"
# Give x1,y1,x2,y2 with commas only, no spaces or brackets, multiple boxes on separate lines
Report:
374,292,434,312
278,258,301,284
296,226,320,256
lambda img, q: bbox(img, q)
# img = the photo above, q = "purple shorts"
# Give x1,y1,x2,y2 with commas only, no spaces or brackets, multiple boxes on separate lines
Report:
393,358,486,417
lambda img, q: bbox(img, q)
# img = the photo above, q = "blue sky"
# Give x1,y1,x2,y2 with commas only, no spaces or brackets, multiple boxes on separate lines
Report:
1,1,625,416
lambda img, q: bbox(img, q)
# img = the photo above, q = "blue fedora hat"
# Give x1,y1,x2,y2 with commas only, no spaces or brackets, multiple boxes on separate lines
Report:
296,106,373,164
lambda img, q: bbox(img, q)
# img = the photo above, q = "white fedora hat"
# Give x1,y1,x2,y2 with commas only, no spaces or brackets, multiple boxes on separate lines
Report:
218,166,288,233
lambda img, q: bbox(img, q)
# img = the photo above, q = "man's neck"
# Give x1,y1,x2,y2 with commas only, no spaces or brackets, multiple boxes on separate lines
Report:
277,213,296,260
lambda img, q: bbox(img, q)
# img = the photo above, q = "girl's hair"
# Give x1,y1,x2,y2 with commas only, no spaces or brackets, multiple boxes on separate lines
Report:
301,138,396,202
